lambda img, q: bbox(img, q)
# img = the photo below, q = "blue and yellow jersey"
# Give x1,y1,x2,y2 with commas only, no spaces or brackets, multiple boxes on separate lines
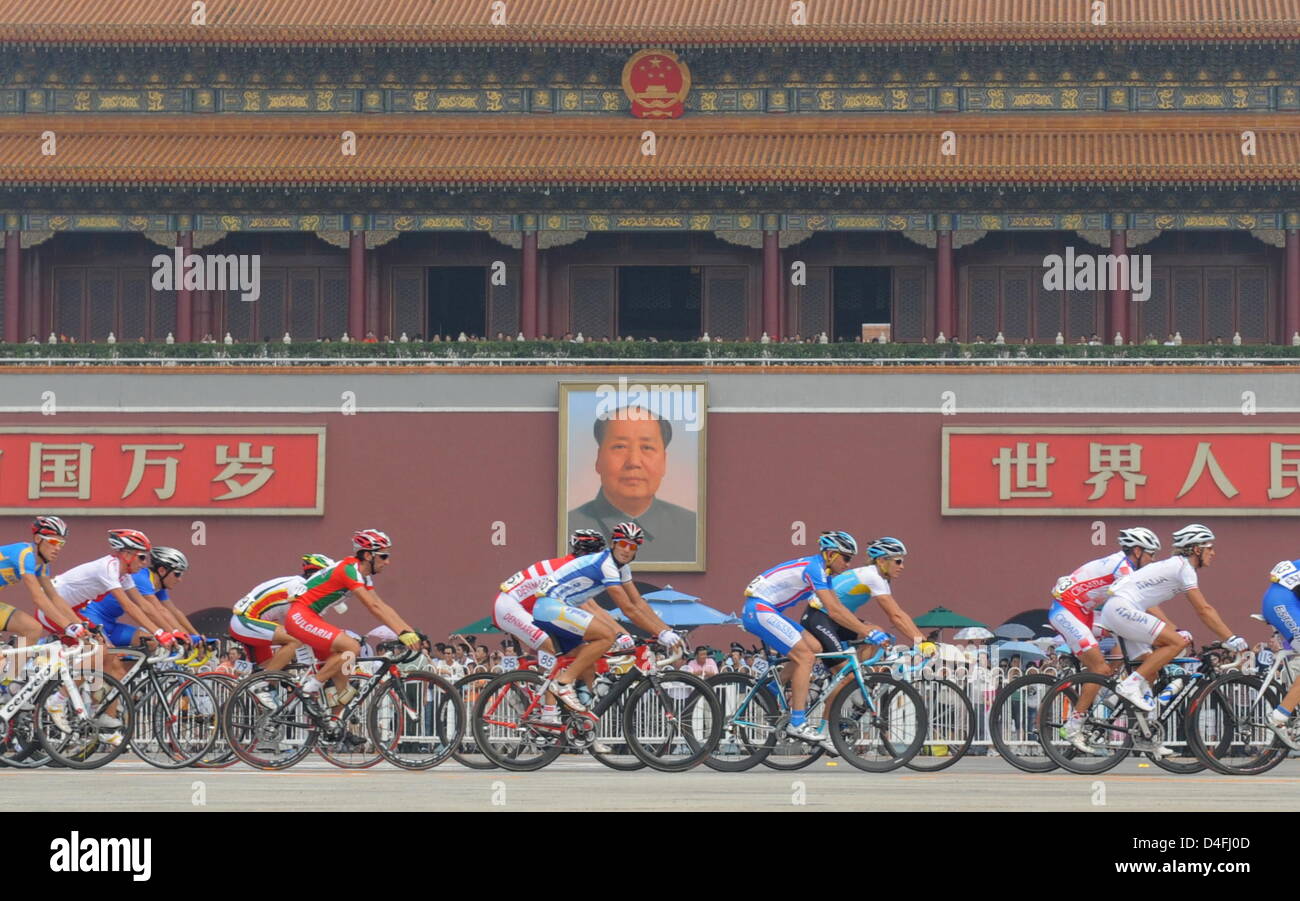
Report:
0,541,49,588
811,565,893,613
131,568,170,603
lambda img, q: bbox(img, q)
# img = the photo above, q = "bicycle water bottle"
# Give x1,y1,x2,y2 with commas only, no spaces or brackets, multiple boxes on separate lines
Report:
1157,678,1184,706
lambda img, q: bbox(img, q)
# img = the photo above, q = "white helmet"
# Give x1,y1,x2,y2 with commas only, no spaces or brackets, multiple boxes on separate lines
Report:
1171,523,1215,551
1117,527,1161,553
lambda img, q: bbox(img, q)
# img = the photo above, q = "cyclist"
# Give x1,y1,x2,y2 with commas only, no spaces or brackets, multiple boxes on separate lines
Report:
741,531,858,747
531,522,682,713
1100,524,1247,719
1261,556,1300,736
286,530,420,715
1051,526,1162,754
230,553,334,672
492,530,609,657
0,516,85,645
81,545,196,648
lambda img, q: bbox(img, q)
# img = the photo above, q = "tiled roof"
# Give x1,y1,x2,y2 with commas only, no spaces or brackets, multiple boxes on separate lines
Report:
2,114,1298,187
0,0,1297,45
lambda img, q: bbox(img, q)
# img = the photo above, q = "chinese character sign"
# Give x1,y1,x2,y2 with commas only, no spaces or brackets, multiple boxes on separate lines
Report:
0,428,324,515
943,427,1300,516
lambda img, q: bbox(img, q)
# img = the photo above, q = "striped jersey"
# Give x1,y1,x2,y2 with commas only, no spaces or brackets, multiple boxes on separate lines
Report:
535,550,632,606
295,557,372,614
744,555,832,613
1053,551,1135,614
232,574,308,624
499,555,573,613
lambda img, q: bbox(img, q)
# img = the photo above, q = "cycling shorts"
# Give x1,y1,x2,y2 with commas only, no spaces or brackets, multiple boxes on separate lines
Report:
0,601,15,631
742,598,804,655
230,612,280,663
285,601,342,658
79,615,140,649
531,596,594,650
493,592,548,651
1261,583,1300,652
34,604,89,636
1098,600,1165,646
800,607,856,655
1048,601,1098,654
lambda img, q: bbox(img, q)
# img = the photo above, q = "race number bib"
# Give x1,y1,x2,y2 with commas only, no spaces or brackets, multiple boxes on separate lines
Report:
744,576,765,598
234,659,253,675
499,571,526,593
1271,560,1300,590
232,595,255,615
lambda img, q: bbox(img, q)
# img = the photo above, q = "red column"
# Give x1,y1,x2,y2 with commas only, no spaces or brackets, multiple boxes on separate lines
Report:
349,231,365,340
521,231,538,339
176,231,193,342
4,231,19,343
936,230,953,339
762,228,779,339
1286,229,1300,343
537,251,549,339
1109,229,1130,342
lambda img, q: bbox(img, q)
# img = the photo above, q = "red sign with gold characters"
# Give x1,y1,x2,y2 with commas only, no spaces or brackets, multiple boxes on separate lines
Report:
0,427,324,515
943,427,1300,516
622,49,691,119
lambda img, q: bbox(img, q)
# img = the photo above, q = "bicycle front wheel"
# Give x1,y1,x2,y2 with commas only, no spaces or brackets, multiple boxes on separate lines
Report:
988,674,1059,773
222,671,318,770
369,671,462,770
622,671,722,772
131,671,220,769
829,673,927,773
35,673,134,769
906,678,976,772
1187,673,1288,776
471,671,564,771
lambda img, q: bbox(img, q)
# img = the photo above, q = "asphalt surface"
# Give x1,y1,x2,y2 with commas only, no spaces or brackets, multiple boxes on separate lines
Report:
5,755,1299,811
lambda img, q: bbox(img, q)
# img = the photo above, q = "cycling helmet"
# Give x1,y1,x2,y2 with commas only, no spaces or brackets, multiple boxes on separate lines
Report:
610,522,645,545
569,529,606,556
1117,527,1161,553
352,529,392,552
32,515,68,540
107,528,152,553
818,530,858,557
867,537,908,560
302,553,335,575
151,546,189,573
1171,523,1215,551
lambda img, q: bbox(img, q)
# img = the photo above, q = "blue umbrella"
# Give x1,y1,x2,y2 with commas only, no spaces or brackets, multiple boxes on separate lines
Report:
994,640,1046,662
611,585,742,628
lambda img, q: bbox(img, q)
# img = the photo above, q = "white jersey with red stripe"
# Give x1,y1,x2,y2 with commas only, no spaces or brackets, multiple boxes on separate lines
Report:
498,555,573,613
52,554,135,609
1052,551,1135,614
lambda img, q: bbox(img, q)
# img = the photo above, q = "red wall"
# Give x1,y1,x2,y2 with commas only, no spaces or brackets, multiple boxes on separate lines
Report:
2,410,1289,648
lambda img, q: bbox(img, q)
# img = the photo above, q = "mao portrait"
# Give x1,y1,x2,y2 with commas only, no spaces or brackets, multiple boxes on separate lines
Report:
559,380,706,570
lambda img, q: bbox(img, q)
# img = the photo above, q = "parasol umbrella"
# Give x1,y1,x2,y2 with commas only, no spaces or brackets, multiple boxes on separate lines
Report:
953,626,994,641
994,623,1036,640
610,586,742,628
1001,608,1054,636
994,640,1046,662
913,606,988,630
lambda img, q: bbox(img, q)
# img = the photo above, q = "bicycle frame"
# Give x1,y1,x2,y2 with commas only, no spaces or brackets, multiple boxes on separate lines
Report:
259,651,419,732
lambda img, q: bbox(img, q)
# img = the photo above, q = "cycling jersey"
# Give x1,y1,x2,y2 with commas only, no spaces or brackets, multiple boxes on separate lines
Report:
1053,551,1135,615
295,557,372,614
743,555,832,613
1262,559,1300,650
234,575,307,625
815,565,891,614
535,550,631,606
85,567,172,624
131,569,170,603
52,555,135,608
1106,556,1198,612
0,541,49,587
499,556,571,614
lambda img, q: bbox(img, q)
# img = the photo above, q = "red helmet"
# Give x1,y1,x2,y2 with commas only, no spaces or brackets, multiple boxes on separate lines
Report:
351,529,392,552
611,522,645,545
107,528,152,553
32,516,68,539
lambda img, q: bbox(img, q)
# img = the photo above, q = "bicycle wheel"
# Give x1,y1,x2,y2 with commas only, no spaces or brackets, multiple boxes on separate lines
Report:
906,678,976,772
1038,673,1132,774
471,671,565,771
1,708,51,768
1187,673,1288,776
988,673,1059,773
317,673,387,769
368,671,462,770
130,671,220,769
34,673,134,769
621,670,721,772
452,672,501,770
705,672,778,772
222,671,317,770
828,673,926,773
194,673,239,769
1145,678,1208,775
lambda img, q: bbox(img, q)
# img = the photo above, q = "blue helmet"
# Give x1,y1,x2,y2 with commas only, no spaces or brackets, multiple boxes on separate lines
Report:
818,531,858,557
867,537,908,560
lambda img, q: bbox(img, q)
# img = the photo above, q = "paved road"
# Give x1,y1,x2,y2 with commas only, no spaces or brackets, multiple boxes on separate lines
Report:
5,757,1299,811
